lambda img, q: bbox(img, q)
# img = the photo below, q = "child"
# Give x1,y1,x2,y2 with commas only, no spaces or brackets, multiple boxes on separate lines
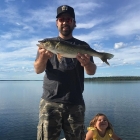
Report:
85,113,122,140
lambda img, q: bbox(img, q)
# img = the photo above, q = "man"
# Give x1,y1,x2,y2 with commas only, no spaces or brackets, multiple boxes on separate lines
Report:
34,5,96,140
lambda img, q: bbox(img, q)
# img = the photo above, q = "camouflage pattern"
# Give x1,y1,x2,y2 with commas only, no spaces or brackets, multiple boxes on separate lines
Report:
37,98,85,140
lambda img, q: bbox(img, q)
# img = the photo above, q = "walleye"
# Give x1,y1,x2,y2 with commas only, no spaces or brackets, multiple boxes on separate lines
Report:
37,39,114,65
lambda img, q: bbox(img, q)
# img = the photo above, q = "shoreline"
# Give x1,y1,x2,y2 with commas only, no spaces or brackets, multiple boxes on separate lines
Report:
1,76,140,81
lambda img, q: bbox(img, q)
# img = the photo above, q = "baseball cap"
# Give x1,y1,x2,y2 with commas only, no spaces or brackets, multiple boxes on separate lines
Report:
56,5,75,19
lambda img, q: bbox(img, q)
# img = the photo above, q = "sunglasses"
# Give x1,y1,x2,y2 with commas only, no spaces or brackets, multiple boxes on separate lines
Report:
57,17,74,23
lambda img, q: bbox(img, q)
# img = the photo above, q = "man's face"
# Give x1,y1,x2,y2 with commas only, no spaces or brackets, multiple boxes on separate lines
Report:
56,13,76,37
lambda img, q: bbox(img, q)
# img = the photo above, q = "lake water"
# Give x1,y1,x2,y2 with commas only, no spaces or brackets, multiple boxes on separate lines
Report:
0,81,140,140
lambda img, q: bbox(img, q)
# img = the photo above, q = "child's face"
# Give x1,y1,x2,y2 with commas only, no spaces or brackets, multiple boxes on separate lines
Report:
95,115,108,131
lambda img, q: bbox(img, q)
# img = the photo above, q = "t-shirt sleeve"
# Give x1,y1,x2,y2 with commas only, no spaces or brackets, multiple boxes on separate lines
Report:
87,127,96,131
87,127,98,139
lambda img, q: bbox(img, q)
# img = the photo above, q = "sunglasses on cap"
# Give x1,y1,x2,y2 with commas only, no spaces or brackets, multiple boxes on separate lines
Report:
57,17,74,23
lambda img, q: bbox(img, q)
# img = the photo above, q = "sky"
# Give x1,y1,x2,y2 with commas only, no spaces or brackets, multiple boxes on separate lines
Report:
0,0,140,80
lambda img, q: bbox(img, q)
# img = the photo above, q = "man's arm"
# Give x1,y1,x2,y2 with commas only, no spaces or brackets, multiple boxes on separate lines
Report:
84,61,96,75
34,47,53,74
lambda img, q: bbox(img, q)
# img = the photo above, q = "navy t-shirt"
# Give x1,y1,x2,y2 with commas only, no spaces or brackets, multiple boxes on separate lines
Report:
37,37,93,105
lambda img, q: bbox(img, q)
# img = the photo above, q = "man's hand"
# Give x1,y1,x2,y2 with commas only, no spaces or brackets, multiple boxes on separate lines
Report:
76,53,90,67
76,53,96,75
38,47,53,61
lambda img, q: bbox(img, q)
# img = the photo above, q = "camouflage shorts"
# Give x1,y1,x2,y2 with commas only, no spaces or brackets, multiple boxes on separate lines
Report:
37,98,85,140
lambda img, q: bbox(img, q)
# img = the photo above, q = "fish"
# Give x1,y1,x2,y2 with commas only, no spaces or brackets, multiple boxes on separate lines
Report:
37,39,114,65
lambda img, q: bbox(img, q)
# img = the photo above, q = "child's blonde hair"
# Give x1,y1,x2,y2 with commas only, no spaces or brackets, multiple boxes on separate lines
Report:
89,113,113,131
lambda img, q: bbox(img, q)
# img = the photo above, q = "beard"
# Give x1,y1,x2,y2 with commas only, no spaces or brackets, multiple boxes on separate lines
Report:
59,25,74,36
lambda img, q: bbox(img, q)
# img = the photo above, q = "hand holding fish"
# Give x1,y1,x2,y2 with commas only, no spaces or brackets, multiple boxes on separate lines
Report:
38,46,53,61
76,53,90,67
77,53,97,75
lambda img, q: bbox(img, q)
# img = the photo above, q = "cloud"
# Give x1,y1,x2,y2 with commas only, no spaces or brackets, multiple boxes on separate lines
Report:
73,2,102,16
135,35,140,40
76,18,104,29
5,0,15,2
114,42,127,49
112,45,140,66
111,17,140,36
109,2,140,36
0,5,19,23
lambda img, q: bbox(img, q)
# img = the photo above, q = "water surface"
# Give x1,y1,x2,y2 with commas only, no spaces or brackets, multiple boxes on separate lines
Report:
0,81,140,140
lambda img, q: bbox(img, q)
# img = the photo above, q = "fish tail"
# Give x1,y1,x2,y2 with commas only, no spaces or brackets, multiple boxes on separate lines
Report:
100,53,114,65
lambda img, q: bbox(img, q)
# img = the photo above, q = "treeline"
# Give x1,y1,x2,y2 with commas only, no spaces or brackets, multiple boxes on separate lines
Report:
84,76,140,81
1,76,140,81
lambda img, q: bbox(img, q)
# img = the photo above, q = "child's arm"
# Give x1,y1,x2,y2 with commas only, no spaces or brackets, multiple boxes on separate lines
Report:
85,130,94,140
112,133,122,140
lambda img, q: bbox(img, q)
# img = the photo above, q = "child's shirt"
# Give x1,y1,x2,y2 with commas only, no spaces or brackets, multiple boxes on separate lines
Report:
87,127,113,140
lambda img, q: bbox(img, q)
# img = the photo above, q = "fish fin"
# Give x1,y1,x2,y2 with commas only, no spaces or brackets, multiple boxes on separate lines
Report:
55,42,61,61
101,53,114,66
55,42,60,49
